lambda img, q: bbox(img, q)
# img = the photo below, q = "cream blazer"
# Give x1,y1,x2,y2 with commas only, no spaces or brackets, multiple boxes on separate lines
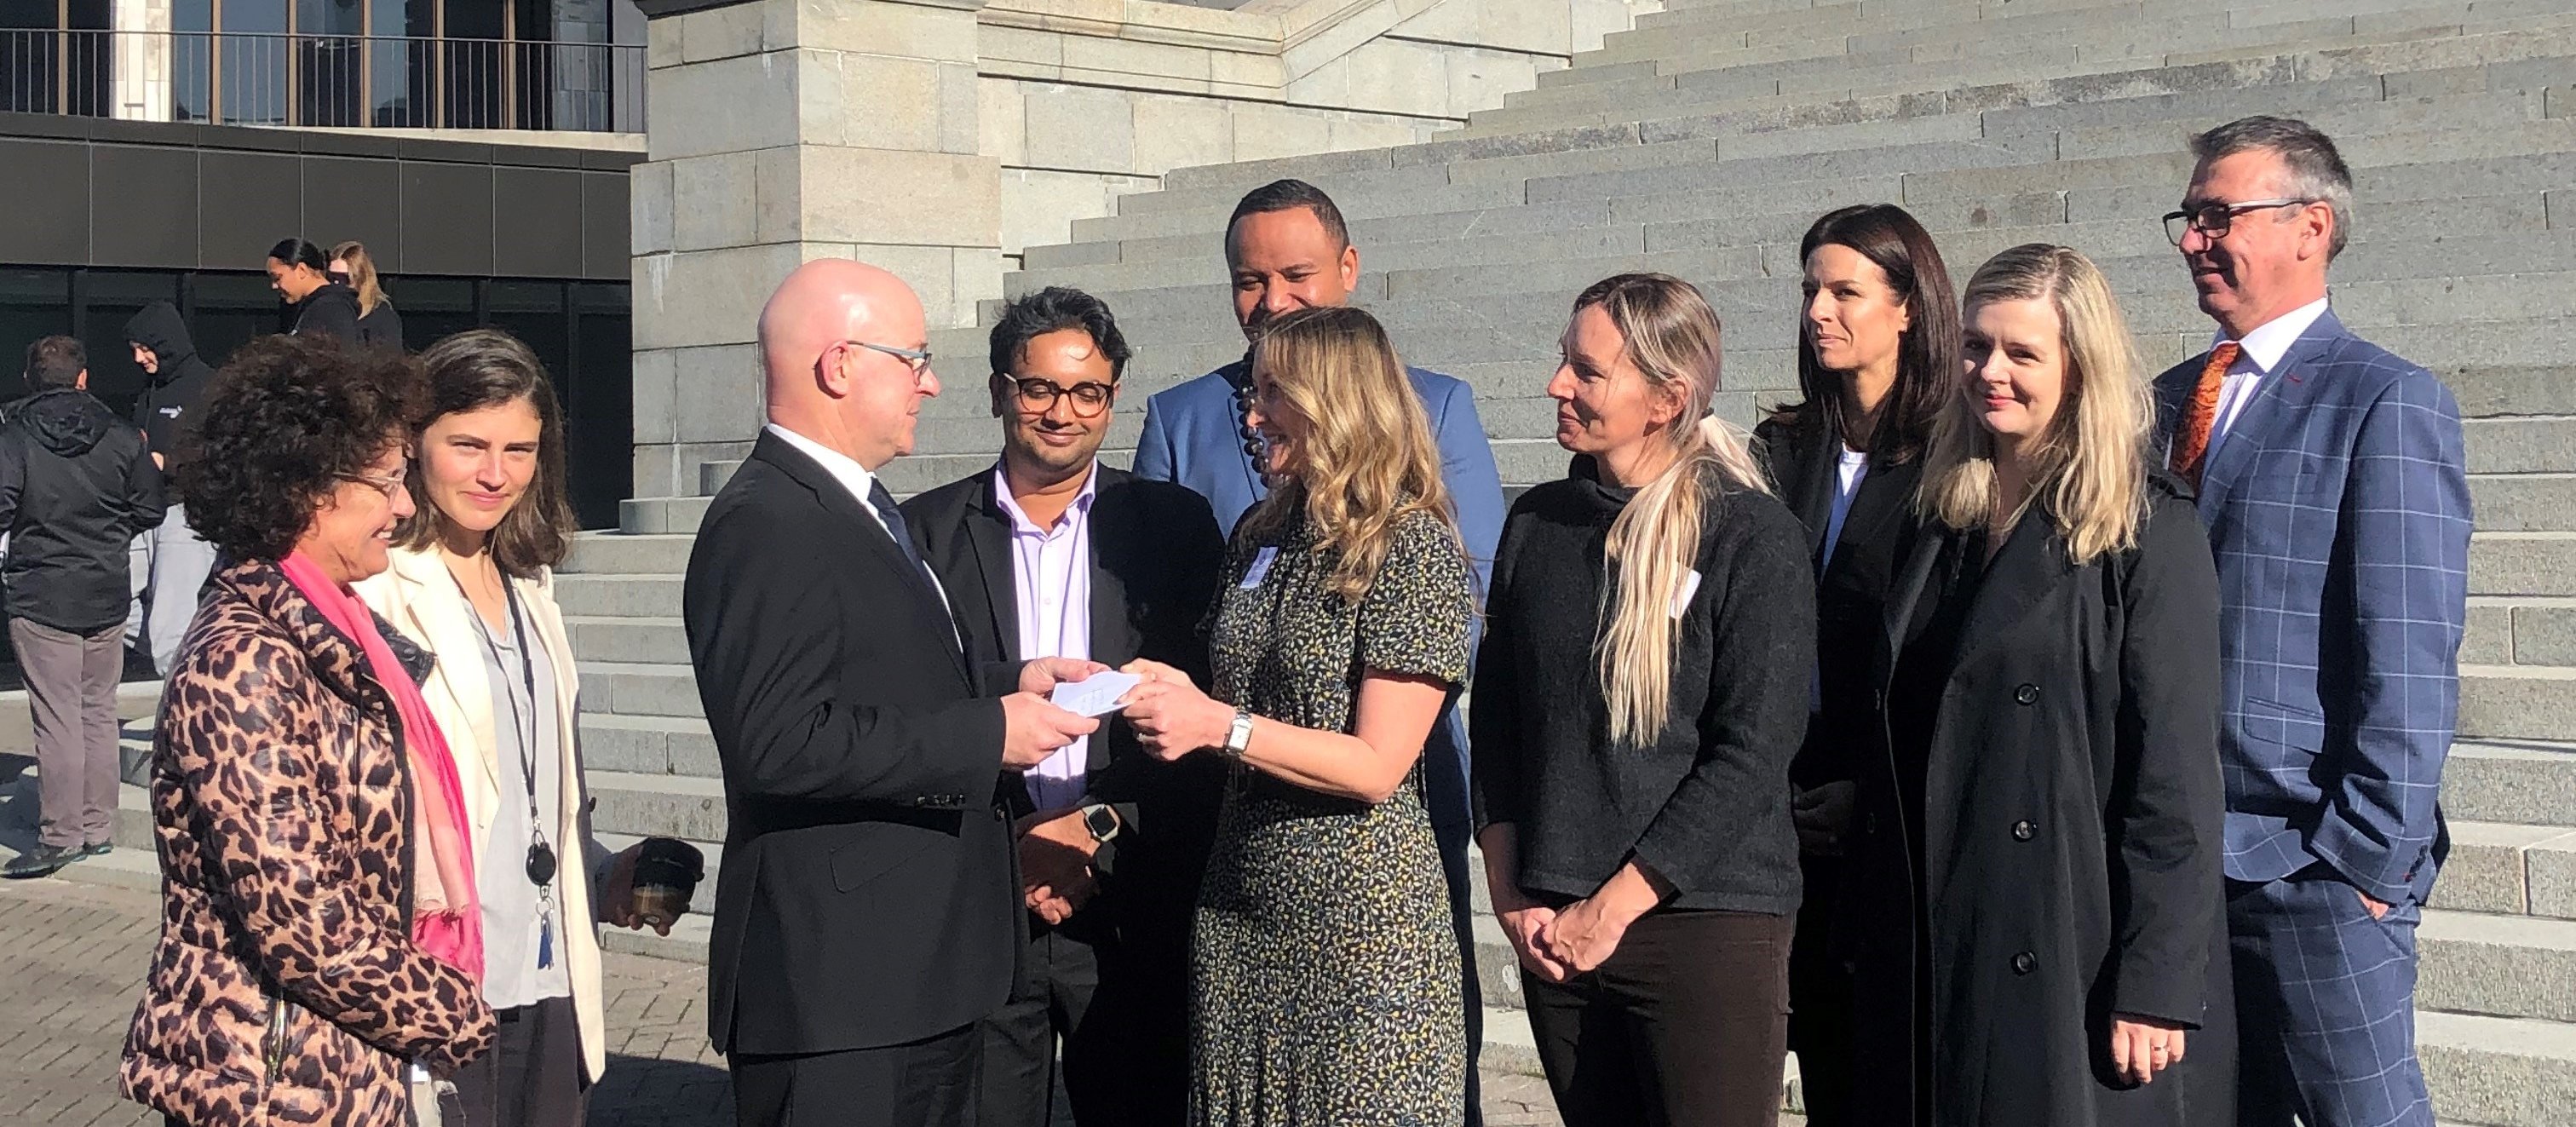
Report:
354,545,607,1083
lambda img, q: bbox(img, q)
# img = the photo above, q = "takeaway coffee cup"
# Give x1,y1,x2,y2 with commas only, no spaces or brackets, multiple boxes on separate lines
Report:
630,837,704,930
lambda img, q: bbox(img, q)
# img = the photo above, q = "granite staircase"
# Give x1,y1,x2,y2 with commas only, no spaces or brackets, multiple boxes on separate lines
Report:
63,0,2576,1118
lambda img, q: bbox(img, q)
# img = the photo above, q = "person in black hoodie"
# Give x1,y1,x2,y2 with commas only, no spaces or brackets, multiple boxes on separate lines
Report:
267,238,362,343
0,336,165,879
123,302,221,675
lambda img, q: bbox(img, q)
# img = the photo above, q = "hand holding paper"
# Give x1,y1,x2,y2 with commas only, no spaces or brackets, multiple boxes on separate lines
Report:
1050,670,1143,718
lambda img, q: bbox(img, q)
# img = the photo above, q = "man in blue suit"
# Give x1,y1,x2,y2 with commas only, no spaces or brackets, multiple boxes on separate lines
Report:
1134,178,1506,1118
2153,117,2471,1127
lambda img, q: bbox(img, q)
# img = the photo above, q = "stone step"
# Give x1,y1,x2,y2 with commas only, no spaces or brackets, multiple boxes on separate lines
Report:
581,712,721,779
576,661,704,720
2446,740,2576,828
2471,532,2576,598
561,532,696,576
2473,474,2576,532
1467,18,2576,137
554,572,684,618
2429,820,2576,917
587,769,729,842
618,496,710,537
2462,597,2576,668
2459,665,2576,742
2418,1010,2576,1127
1532,4,2487,116
566,615,690,667
2467,417,2576,473
2420,910,2576,1024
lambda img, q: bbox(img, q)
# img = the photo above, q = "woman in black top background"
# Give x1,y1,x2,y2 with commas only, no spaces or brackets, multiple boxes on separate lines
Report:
1752,204,1959,1125
1471,273,1813,1127
1845,244,2228,1126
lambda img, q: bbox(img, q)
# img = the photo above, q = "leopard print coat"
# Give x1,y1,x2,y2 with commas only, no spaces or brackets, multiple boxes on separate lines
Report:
121,559,497,1126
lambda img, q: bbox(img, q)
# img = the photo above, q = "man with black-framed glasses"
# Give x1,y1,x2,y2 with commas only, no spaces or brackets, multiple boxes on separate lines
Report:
2152,115,2470,1127
902,285,1226,1127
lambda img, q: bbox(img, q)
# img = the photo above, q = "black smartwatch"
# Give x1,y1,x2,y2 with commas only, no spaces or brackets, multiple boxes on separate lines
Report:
1080,803,1121,843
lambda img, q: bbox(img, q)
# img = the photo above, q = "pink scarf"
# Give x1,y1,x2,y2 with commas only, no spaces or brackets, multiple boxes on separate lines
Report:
280,550,485,982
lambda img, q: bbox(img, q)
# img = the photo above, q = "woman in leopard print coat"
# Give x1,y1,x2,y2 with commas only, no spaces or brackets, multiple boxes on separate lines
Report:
120,337,496,1126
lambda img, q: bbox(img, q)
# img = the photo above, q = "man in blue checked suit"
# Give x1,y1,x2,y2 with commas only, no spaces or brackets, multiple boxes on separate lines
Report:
1133,179,1506,1124
2153,117,2472,1127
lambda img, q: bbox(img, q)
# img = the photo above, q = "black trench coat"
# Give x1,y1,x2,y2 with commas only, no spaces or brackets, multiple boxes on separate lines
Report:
1841,483,2234,1127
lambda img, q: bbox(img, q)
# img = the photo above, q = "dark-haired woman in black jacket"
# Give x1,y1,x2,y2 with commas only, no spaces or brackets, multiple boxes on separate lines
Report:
1753,203,1960,1125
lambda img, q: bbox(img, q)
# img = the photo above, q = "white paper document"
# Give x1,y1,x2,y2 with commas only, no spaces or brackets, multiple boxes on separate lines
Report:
1050,671,1141,718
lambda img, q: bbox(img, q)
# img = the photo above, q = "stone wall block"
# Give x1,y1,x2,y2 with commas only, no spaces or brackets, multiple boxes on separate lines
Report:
1282,0,1406,78
1024,85,1138,174
938,62,981,154
1133,95,1236,175
798,0,980,63
682,2,771,63
632,444,683,502
1446,44,1543,117
754,147,803,244
1233,102,1337,162
1329,112,1431,151
1061,35,1216,85
797,49,847,147
647,14,685,69
802,147,1003,247
1003,168,1114,256
1342,37,1457,117
1210,49,1287,91
837,53,946,152
631,159,675,255
631,348,681,445
648,51,801,161
671,151,762,252
1394,0,1574,57
980,78,1029,165
673,343,768,444
632,243,807,352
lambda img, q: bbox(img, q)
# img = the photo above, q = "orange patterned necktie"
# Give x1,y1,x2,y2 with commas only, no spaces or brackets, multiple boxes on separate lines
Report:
2171,341,2242,489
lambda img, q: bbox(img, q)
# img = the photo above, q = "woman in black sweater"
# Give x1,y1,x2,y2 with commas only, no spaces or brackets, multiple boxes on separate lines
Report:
1753,204,1959,1125
1471,273,1814,1127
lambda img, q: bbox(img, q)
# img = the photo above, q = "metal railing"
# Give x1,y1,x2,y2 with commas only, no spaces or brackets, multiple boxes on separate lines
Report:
1,29,644,133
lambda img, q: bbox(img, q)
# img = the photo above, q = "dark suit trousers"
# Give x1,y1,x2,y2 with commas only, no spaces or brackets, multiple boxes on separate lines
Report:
1522,908,1792,1127
977,924,1190,1127
731,1025,980,1127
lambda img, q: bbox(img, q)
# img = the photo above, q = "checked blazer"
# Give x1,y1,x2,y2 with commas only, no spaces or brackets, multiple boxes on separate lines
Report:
2152,307,2473,906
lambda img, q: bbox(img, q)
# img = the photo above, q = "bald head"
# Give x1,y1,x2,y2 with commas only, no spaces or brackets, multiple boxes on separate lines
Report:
756,258,939,470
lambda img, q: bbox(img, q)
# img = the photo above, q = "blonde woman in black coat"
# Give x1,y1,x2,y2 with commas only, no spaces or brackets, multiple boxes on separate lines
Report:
1842,244,2232,1126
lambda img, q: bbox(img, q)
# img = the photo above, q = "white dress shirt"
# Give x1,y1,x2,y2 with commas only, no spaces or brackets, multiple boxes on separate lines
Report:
2204,296,2332,463
763,422,950,610
995,463,1100,812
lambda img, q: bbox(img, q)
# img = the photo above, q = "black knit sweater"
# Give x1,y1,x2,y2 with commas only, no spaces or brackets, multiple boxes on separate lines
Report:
1469,458,1814,915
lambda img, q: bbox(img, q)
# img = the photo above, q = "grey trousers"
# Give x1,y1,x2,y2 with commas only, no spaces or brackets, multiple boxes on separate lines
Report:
127,504,217,676
10,618,124,849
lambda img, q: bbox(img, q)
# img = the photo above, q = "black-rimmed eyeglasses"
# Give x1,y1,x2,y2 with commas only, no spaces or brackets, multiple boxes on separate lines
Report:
2163,198,2312,244
1002,377,1116,418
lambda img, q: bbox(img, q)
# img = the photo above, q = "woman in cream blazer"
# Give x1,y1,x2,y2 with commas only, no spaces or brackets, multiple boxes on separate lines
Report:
357,329,657,1126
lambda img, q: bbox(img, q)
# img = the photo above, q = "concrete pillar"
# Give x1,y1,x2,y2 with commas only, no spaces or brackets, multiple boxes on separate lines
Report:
111,0,173,123
629,0,1000,500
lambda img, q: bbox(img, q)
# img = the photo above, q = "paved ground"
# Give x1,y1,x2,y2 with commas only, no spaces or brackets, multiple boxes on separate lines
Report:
0,873,1702,1127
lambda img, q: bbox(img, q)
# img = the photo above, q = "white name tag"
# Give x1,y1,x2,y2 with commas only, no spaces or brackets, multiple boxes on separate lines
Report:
1240,546,1279,589
1671,568,1702,619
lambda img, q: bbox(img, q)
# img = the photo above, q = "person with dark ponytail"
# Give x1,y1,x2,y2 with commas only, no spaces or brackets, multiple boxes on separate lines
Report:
266,237,361,343
1473,273,1813,1127
1754,204,1960,1123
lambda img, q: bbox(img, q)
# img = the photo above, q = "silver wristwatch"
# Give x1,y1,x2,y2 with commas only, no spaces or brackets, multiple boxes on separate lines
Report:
1222,708,1256,759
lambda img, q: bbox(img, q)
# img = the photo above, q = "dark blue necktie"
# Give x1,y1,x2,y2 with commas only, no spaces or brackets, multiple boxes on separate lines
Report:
865,480,938,592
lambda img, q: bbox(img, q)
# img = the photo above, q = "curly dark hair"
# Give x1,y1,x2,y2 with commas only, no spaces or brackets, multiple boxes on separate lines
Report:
179,335,423,561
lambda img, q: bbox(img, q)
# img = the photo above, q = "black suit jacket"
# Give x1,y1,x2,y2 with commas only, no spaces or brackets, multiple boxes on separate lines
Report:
902,463,1227,953
684,431,1017,1056
1757,411,1923,792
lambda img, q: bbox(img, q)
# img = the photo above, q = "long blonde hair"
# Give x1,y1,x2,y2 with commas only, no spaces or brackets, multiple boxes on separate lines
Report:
1578,274,1774,748
331,240,387,316
1918,244,2151,565
1238,306,1458,602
